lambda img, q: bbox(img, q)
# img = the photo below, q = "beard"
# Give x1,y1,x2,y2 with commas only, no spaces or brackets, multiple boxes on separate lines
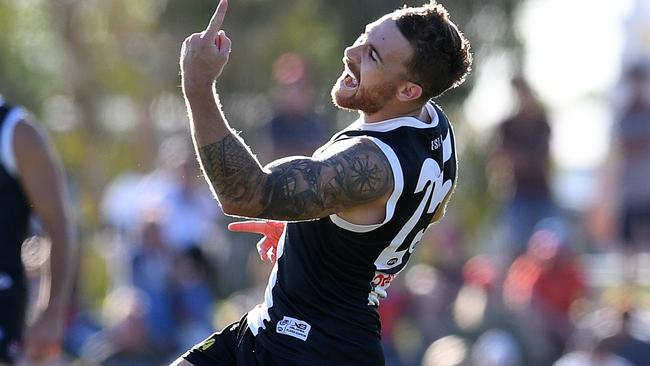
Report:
331,78,398,115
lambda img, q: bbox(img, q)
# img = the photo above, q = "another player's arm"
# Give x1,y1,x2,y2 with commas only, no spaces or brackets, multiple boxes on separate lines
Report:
13,117,75,360
13,118,75,312
198,135,394,221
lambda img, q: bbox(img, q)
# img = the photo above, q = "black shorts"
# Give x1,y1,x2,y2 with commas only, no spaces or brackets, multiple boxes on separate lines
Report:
183,314,385,366
183,315,298,366
0,273,27,364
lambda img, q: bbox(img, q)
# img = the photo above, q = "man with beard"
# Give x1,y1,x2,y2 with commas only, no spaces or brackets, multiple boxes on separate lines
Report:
173,0,471,365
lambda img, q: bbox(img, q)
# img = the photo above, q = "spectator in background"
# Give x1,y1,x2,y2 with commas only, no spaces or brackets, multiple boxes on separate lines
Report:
129,214,176,354
454,256,532,365
0,96,76,365
158,157,223,251
504,218,586,365
99,147,229,292
79,286,161,366
614,63,650,251
489,76,556,260
100,143,224,253
171,247,217,352
257,53,329,163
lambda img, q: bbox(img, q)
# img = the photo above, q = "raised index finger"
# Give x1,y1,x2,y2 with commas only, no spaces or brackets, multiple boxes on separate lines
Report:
204,0,228,39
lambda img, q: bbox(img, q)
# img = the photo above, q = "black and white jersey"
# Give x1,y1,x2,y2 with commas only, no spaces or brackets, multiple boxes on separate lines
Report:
247,102,457,365
0,100,31,282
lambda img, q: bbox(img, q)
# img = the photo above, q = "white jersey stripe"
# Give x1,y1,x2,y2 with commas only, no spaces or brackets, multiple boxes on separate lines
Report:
442,132,452,163
343,102,439,133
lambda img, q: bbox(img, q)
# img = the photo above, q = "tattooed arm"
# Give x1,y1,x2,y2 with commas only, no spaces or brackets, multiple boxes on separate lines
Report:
197,126,394,220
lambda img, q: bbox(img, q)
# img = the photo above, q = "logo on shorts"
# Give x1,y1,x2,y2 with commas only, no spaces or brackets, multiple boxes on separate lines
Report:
276,316,311,341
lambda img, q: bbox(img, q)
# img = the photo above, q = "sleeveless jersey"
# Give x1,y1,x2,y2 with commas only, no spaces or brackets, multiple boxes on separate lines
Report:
0,101,31,281
247,102,457,365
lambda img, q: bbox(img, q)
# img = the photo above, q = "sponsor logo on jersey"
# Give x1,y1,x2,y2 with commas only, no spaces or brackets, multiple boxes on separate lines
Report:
431,136,442,150
368,272,396,305
372,272,395,288
276,316,311,341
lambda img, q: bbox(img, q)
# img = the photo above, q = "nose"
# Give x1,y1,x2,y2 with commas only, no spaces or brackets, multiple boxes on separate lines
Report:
344,43,362,64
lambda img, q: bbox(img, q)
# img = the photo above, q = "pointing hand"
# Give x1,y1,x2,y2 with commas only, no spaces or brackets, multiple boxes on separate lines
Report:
180,0,232,90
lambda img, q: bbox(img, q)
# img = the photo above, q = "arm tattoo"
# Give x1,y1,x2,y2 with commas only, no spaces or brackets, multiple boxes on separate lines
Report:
259,141,393,220
198,134,264,207
198,135,392,220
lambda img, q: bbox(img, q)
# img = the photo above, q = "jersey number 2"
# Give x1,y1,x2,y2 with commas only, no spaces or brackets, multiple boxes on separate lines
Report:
375,158,453,271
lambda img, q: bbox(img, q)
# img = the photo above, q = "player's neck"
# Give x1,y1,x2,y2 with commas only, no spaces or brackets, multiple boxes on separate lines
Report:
362,102,429,124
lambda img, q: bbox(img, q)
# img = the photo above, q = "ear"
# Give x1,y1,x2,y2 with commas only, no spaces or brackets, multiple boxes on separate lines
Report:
396,82,422,102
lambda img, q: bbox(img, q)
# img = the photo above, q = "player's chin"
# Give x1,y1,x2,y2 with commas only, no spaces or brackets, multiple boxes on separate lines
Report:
330,85,357,111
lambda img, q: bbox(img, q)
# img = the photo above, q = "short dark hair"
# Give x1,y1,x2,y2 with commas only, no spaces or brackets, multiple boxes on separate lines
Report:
393,1,472,100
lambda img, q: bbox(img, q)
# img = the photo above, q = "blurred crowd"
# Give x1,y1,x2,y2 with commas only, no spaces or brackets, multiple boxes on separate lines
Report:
20,55,650,366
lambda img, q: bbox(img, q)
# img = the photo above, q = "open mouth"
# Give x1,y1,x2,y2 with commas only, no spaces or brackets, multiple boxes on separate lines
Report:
343,71,358,88
342,63,360,89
